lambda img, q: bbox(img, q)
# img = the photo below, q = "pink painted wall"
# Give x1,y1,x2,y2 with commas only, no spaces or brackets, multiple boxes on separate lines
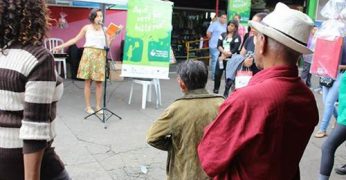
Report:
48,6,127,61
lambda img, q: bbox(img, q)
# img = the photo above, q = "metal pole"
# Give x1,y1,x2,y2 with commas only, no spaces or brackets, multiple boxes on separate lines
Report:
100,3,106,24
215,0,219,16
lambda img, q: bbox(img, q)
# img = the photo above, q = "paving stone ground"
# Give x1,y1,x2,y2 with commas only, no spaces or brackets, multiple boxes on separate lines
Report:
54,68,345,180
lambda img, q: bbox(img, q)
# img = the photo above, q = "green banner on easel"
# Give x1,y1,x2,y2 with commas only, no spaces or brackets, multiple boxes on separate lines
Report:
227,0,251,24
122,0,173,79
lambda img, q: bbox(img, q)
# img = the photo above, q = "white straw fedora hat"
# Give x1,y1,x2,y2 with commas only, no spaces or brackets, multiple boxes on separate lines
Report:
249,2,314,54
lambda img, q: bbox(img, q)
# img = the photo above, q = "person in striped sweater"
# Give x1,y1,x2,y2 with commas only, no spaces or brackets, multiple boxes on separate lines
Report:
0,0,70,179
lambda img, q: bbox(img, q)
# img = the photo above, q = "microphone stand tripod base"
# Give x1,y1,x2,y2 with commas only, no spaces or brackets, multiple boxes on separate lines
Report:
84,107,122,129
83,59,122,129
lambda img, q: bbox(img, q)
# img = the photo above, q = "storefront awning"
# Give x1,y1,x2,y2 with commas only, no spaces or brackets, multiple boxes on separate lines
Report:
70,0,127,5
72,0,224,10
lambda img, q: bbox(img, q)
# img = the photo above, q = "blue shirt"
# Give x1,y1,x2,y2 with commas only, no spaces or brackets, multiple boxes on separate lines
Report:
207,21,226,48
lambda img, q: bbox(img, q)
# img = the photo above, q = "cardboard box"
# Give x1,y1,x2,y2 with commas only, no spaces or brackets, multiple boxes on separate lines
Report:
109,61,124,81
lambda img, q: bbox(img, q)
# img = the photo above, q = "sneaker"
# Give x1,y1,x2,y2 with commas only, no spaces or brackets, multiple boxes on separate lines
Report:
314,131,327,138
213,89,219,94
85,107,95,114
335,164,346,175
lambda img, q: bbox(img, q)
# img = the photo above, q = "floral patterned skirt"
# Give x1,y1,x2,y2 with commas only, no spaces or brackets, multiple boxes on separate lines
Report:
77,47,106,81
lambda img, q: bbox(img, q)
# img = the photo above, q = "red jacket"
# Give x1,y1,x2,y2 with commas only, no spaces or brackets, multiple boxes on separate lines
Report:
198,66,318,180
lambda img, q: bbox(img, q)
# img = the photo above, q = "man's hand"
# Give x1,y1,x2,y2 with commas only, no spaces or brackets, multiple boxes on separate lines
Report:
339,65,346,70
243,57,254,67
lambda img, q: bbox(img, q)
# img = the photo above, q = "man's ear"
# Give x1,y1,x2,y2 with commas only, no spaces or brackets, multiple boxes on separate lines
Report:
259,34,267,55
178,79,188,92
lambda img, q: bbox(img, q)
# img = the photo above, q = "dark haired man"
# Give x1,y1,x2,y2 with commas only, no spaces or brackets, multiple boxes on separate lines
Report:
146,60,224,180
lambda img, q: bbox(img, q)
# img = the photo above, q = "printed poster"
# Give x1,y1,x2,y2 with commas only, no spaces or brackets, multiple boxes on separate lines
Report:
121,0,173,79
227,0,251,25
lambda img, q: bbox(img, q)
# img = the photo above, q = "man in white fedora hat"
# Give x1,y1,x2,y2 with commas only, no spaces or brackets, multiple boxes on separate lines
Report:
198,3,319,180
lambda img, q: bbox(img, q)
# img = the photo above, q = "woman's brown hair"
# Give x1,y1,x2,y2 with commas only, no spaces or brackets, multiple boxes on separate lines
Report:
0,0,51,52
88,8,102,23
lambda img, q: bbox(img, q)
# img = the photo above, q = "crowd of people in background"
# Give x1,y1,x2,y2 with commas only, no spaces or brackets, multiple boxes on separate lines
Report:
147,2,346,180
207,12,269,97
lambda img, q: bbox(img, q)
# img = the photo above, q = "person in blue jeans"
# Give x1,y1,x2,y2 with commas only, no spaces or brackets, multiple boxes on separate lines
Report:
207,14,227,80
314,73,341,138
315,37,346,138
319,72,346,180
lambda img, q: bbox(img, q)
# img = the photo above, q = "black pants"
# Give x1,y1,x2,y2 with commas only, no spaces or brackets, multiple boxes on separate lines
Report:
213,60,227,93
52,169,71,180
320,124,346,176
301,61,311,87
223,79,234,98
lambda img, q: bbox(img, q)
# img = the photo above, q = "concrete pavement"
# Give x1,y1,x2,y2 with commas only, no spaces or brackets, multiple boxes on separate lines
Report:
53,68,346,180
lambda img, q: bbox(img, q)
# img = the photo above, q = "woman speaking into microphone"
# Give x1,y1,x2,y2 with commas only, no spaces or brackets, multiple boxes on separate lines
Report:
54,8,121,114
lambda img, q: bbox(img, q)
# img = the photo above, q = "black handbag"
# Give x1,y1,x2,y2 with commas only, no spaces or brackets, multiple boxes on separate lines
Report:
319,77,335,88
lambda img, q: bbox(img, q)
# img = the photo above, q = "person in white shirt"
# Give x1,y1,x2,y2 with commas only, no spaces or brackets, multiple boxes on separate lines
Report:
54,8,121,114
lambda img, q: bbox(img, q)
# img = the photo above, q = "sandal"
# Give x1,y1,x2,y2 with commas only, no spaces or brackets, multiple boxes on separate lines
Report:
314,131,327,138
97,110,103,115
96,107,103,115
85,107,95,114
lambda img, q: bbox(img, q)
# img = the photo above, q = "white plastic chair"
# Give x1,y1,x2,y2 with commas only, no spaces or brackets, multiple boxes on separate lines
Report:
128,78,162,109
44,38,67,79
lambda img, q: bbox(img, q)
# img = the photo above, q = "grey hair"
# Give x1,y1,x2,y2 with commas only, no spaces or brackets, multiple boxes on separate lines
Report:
177,60,208,90
267,37,301,64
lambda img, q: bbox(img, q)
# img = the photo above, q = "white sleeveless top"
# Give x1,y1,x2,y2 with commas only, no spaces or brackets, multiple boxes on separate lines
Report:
84,27,106,49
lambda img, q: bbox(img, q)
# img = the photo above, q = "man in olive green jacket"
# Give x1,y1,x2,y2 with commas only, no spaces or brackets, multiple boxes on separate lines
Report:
146,60,224,180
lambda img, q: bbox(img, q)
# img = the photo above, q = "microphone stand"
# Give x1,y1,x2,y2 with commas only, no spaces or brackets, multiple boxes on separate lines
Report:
84,21,122,129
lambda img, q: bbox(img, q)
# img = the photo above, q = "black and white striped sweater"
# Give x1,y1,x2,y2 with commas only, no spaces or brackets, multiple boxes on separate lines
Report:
0,44,65,179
